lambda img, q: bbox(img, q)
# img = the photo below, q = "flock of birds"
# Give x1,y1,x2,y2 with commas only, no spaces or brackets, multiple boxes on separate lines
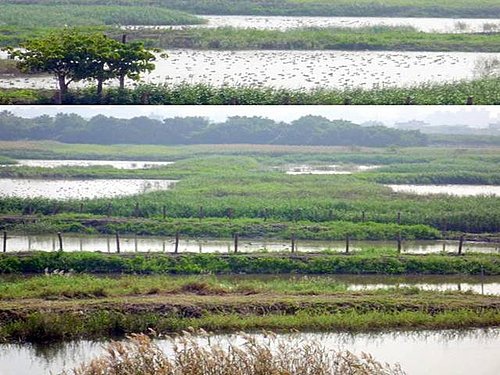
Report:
0,178,176,199
1,16,499,90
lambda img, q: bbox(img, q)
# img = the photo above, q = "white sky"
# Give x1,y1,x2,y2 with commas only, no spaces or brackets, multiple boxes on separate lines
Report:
2,105,500,127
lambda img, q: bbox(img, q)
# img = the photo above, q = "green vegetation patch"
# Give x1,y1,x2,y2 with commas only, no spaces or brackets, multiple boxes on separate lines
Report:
3,77,498,105
0,252,498,275
0,288,498,342
122,27,500,52
0,5,204,28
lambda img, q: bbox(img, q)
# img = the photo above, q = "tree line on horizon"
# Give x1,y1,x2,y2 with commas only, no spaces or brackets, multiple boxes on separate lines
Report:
0,111,428,147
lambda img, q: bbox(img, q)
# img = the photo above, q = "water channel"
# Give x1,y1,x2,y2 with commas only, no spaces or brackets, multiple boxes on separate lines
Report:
0,328,498,375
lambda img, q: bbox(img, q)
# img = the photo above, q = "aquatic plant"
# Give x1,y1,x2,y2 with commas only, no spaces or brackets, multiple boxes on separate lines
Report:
65,331,406,375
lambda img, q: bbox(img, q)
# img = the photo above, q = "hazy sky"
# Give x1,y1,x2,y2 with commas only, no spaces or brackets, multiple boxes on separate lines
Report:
2,105,500,127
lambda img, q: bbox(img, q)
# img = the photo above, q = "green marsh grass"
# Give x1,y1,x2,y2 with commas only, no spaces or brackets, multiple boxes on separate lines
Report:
6,78,497,105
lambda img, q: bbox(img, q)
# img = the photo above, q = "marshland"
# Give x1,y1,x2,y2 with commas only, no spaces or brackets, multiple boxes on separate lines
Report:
0,111,499,374
0,0,499,104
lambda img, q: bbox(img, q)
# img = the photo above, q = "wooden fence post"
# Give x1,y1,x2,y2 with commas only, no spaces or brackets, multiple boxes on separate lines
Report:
397,231,402,253
175,231,179,254
291,233,296,253
162,205,167,220
199,206,204,222
227,208,233,220
345,234,350,254
57,232,63,252
361,211,365,222
397,211,401,225
2,231,6,253
458,235,464,255
234,233,239,253
115,232,120,254
79,203,84,213
134,202,140,217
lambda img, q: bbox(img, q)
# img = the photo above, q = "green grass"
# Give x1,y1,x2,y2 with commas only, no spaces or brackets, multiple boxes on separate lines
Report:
0,5,204,28
0,143,499,234
3,77,498,105
4,0,498,18
0,274,347,300
0,287,499,342
0,252,498,275
120,26,500,52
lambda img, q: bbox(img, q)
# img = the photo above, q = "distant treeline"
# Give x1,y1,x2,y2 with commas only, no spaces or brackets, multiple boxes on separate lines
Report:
0,112,427,147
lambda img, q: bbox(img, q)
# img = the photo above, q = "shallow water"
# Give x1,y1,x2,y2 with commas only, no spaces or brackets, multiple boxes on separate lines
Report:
285,164,379,174
0,328,498,375
1,50,498,90
223,274,500,296
126,15,500,33
0,178,177,199
5,234,499,254
2,159,174,169
386,184,500,197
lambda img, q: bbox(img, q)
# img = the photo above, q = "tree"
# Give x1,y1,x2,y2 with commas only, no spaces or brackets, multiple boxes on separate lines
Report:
108,41,157,90
4,29,158,103
5,29,112,103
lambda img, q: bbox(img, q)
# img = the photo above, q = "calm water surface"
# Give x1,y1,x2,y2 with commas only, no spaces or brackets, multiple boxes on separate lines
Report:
0,178,177,199
386,184,500,197
2,50,498,90
126,15,500,33
6,234,499,255
1,159,174,169
0,329,498,375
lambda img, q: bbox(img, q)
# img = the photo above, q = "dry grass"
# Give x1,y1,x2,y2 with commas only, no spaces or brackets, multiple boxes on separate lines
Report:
66,330,405,375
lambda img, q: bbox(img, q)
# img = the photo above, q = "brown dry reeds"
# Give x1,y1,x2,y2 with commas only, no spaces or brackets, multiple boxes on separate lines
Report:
66,330,405,375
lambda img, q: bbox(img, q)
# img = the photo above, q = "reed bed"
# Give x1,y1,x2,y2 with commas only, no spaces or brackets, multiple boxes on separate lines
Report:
66,331,405,375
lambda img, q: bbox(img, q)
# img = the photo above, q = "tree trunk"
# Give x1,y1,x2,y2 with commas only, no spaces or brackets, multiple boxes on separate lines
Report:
97,78,103,100
119,74,125,90
57,75,68,104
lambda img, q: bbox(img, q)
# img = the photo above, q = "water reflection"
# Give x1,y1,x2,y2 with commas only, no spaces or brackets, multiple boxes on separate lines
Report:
2,159,174,169
2,50,498,90
124,15,500,33
5,234,499,254
0,178,177,199
386,184,500,197
0,328,498,375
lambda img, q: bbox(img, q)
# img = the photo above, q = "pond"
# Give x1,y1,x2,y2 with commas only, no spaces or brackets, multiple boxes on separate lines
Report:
5,234,499,255
1,50,498,90
0,328,498,375
127,15,500,33
1,159,174,169
285,164,379,174
0,178,177,199
386,184,500,197
224,274,500,296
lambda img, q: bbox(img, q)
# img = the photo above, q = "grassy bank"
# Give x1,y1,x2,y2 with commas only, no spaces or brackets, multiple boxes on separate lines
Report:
0,5,204,28
0,252,498,275
6,0,499,18
0,277,498,342
120,27,500,52
0,216,441,241
2,78,499,105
